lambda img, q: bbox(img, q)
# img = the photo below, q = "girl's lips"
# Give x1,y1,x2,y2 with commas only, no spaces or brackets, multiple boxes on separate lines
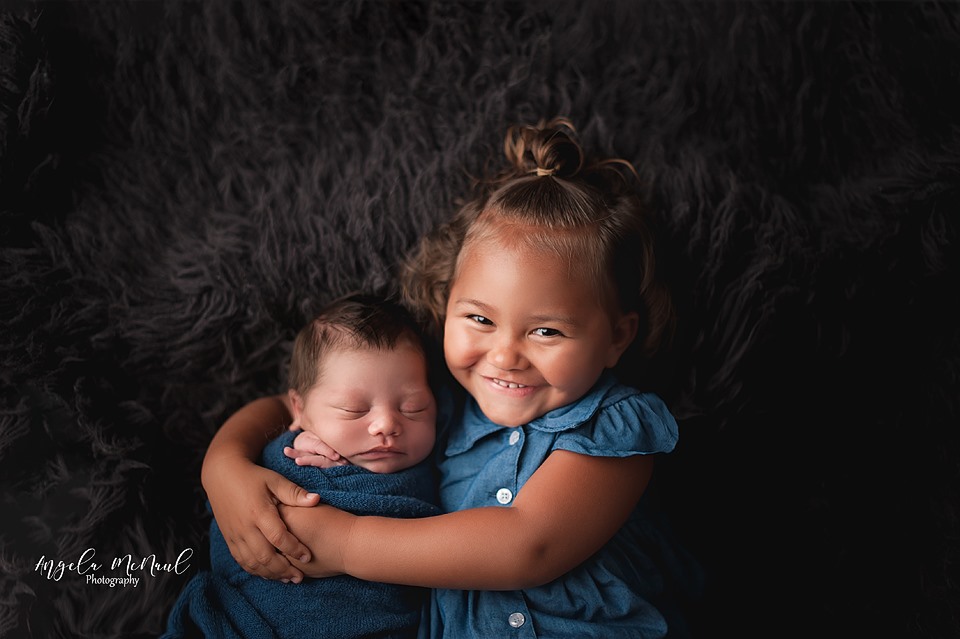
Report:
491,377,528,389
482,376,537,396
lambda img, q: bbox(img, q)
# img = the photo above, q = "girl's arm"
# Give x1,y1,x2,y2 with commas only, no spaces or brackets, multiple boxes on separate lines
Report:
201,395,323,582
279,450,653,590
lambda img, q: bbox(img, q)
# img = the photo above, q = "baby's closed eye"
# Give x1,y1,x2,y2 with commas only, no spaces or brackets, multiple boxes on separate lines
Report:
337,406,369,417
400,405,430,415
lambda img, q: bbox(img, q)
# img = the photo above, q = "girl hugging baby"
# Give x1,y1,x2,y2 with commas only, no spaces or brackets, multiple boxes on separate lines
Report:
197,117,699,639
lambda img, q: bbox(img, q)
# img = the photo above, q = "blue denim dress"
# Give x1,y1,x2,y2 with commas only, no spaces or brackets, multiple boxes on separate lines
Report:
421,372,688,639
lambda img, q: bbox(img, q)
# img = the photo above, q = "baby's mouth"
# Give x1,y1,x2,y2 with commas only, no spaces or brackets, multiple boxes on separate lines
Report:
359,446,401,455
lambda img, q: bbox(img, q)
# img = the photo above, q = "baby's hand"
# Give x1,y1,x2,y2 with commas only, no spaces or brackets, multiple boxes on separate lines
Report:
284,430,349,468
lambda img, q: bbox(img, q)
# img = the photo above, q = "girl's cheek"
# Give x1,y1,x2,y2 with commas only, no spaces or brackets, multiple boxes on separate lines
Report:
543,352,579,385
443,329,469,365
450,327,477,356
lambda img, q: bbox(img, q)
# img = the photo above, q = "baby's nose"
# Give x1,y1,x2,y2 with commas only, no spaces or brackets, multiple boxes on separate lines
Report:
368,410,402,437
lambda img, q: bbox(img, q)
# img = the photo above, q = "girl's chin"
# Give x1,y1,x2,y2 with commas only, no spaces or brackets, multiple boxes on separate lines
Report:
474,400,537,428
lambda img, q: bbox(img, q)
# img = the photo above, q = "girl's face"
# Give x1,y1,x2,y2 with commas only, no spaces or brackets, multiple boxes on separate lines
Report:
290,343,436,473
443,237,638,428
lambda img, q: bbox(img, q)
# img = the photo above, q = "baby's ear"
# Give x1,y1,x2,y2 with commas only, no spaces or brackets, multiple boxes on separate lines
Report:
288,389,305,425
287,388,303,431
606,311,639,368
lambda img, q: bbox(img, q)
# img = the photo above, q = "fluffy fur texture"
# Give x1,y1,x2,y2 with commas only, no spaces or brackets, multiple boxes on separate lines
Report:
1,2,957,637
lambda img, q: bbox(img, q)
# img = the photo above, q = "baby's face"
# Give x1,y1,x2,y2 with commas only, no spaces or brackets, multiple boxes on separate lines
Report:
297,343,436,473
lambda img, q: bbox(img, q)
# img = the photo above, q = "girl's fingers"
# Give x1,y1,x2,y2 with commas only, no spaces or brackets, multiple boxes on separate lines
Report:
265,477,319,562
270,476,321,507
239,534,305,583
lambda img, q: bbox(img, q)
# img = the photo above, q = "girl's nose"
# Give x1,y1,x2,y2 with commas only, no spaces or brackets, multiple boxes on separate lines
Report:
487,335,526,371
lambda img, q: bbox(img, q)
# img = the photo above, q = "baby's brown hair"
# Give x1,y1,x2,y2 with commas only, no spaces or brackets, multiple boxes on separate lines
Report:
288,293,425,397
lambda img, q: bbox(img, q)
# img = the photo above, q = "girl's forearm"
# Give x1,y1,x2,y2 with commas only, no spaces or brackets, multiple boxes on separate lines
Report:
284,504,561,589
341,507,566,590
202,396,292,483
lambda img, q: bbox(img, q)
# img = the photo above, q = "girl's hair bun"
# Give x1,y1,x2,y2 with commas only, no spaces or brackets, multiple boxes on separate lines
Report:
503,117,584,180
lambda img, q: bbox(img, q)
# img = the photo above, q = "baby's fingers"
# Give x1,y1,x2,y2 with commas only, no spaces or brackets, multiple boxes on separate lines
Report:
291,431,342,462
296,454,349,468
285,448,350,468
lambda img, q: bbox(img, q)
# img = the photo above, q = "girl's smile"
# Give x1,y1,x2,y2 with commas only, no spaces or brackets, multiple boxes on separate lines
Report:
483,375,539,399
488,377,534,391
443,232,638,428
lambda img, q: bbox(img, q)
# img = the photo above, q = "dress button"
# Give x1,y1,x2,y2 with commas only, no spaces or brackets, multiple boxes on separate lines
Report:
496,488,513,504
508,430,521,445
508,612,526,628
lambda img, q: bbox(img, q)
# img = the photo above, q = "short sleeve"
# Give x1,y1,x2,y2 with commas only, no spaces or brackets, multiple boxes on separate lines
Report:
552,391,679,457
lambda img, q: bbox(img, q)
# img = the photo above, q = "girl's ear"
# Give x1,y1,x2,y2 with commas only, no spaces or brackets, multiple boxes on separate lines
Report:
605,311,639,368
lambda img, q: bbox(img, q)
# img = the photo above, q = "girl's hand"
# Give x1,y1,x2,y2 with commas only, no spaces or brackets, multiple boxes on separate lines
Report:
283,430,348,468
205,455,321,582
278,502,356,578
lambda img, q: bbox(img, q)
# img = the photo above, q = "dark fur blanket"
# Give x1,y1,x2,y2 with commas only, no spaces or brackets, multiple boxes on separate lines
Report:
1,2,957,638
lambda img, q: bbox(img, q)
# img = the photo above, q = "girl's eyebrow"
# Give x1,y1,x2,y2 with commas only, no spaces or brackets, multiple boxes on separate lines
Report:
528,313,578,326
452,298,494,313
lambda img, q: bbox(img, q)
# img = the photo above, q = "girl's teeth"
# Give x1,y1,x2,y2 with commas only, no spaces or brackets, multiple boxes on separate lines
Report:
494,379,526,389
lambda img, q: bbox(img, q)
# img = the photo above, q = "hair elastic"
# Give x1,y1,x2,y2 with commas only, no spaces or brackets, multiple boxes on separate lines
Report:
534,166,556,177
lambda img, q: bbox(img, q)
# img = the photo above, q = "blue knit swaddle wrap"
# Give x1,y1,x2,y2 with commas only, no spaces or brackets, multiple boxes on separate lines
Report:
163,430,440,639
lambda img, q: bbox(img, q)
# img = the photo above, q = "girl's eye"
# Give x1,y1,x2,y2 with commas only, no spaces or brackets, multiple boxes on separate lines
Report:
468,314,493,325
339,407,368,415
532,327,563,338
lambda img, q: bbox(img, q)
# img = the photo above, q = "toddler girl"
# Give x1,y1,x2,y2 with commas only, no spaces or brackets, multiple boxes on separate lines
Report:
203,118,696,638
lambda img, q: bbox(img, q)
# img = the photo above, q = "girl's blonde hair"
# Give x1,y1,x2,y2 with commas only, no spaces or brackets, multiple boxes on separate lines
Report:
400,117,674,357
